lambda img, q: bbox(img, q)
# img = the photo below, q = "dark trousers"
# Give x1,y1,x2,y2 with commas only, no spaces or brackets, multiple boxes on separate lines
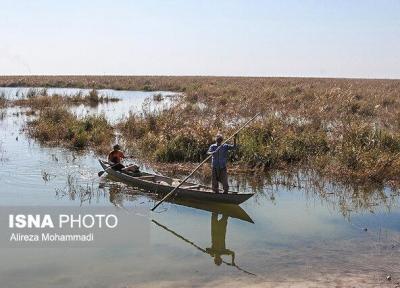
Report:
111,163,125,171
212,167,229,193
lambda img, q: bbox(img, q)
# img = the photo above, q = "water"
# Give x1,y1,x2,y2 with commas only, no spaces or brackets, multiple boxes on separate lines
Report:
0,87,399,287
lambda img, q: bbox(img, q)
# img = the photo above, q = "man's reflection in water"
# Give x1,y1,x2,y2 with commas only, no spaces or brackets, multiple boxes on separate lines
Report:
151,209,255,275
206,212,235,266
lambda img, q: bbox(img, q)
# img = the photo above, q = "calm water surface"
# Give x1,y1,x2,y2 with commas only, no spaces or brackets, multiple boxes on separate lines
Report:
0,87,399,287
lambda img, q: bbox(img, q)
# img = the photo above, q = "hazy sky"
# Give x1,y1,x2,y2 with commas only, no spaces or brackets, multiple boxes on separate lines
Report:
0,0,399,78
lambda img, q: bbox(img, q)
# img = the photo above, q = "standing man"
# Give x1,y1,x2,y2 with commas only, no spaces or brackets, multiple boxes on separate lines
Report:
207,134,237,194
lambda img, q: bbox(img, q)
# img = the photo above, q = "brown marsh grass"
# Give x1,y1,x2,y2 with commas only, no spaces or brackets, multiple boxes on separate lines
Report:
0,91,7,108
13,88,119,109
2,76,400,187
25,105,114,154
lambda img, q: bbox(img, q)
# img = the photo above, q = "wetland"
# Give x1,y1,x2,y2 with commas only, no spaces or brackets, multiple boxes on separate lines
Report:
0,76,400,287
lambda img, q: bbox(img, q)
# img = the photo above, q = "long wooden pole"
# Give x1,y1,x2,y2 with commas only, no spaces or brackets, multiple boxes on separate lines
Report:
151,112,261,211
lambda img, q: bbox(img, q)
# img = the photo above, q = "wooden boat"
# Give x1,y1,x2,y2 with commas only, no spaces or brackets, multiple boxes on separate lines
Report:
99,160,254,205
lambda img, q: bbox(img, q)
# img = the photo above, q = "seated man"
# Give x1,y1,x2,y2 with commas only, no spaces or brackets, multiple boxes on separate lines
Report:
108,144,140,174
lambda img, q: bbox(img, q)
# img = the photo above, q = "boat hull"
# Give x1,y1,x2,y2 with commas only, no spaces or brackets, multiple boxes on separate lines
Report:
99,160,254,205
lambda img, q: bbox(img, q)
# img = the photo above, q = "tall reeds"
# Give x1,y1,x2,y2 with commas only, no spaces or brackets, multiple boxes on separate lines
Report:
3,75,400,186
26,105,114,154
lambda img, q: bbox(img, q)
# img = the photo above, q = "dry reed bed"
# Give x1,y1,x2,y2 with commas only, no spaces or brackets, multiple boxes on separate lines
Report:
8,88,117,154
12,88,119,109
0,91,7,108
2,76,400,187
1,76,399,130
24,105,114,154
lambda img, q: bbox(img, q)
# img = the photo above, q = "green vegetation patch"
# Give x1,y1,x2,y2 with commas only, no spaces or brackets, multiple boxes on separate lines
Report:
26,105,114,154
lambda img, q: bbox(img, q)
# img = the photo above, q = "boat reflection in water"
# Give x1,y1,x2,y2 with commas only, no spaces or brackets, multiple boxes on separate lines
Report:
152,199,256,275
105,180,256,274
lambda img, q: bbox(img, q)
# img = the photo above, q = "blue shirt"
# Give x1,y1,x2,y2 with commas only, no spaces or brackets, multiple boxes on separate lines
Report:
208,143,235,169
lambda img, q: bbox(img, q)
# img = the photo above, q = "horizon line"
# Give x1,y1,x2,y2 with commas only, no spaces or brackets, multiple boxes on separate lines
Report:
1,74,399,81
